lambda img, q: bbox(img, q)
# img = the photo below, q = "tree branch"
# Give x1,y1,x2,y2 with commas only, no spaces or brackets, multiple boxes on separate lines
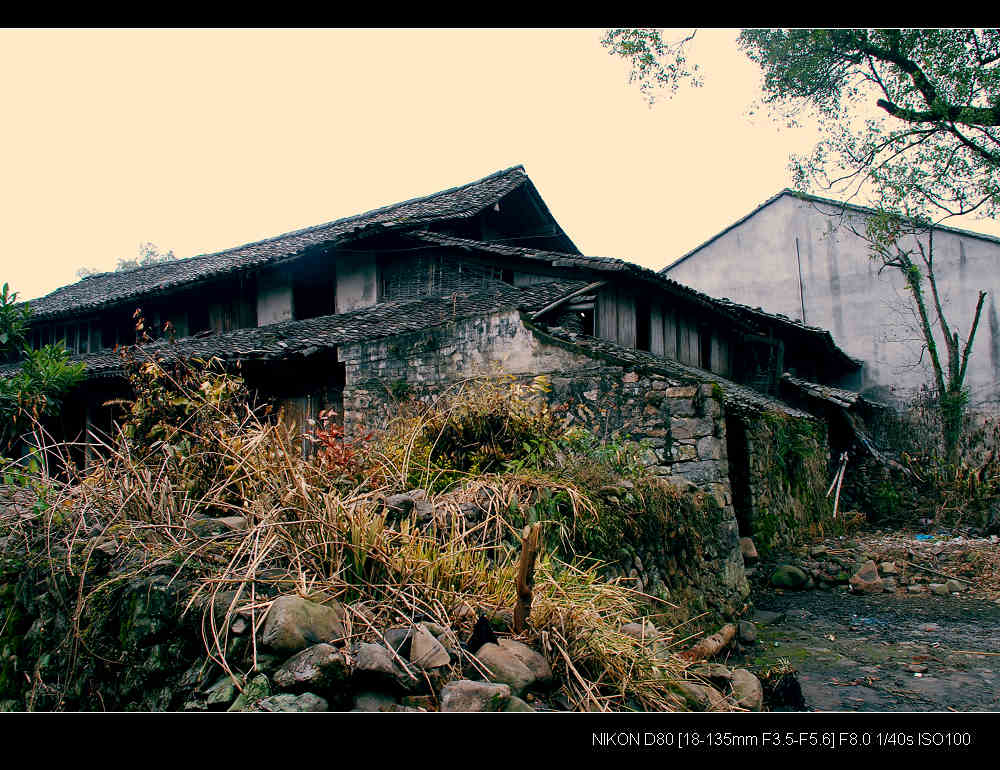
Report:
958,290,988,386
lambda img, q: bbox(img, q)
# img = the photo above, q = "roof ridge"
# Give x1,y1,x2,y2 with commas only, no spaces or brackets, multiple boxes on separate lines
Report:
26,165,533,313
50,165,530,291
664,186,1000,275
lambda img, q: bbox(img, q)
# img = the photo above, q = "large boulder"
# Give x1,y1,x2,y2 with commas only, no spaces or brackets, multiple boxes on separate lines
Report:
849,560,882,594
621,621,660,643
731,668,763,711
354,642,420,691
409,623,451,670
691,663,733,690
204,676,238,708
497,640,553,688
227,674,272,712
272,643,351,692
771,565,809,590
440,680,511,712
475,643,536,696
674,681,728,712
256,692,329,712
353,691,400,712
260,596,347,654
502,696,536,712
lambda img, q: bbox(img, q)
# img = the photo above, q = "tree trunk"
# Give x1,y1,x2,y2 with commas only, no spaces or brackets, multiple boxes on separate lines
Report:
941,389,964,468
514,523,542,633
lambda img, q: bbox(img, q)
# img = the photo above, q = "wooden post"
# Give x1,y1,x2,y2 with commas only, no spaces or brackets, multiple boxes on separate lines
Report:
832,452,848,519
514,522,542,633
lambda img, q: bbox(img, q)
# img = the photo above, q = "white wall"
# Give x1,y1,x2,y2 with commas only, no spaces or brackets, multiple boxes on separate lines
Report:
257,272,294,326
666,194,1000,409
335,253,377,313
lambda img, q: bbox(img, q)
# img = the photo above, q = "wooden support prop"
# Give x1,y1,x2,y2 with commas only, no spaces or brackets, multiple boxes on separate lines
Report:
900,558,974,585
680,623,737,662
514,522,543,633
826,452,848,519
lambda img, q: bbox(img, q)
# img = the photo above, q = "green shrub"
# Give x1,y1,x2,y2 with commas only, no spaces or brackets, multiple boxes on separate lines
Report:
0,283,85,456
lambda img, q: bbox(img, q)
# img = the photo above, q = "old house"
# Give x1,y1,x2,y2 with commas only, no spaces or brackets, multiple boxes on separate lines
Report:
5,166,873,616
663,188,1000,411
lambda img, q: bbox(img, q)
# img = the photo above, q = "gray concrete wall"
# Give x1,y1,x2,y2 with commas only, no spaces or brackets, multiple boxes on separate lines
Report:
666,194,1000,409
256,272,294,326
335,253,378,313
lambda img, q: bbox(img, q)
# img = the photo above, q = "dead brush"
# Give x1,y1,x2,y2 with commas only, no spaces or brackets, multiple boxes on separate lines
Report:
1,365,729,712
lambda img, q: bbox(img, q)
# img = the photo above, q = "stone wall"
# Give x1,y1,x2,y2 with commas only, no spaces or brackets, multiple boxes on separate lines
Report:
0,544,208,711
738,412,832,557
339,310,747,623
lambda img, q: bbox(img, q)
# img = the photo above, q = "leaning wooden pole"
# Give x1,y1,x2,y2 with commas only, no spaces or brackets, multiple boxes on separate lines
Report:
832,452,848,519
514,522,543,633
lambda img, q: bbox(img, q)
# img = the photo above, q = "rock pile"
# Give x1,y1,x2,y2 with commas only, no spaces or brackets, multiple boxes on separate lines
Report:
182,594,558,713
747,530,999,600
175,593,770,713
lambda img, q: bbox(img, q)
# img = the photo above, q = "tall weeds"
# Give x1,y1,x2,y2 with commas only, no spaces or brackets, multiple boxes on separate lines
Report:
0,355,718,711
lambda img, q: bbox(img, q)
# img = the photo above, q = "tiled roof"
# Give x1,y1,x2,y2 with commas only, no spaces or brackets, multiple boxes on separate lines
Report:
539,327,815,421
781,373,886,411
26,166,545,322
710,299,863,370
3,280,588,382
413,231,860,369
407,231,752,329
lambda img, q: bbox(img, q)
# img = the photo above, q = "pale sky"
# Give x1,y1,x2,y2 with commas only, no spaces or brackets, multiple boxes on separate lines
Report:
3,28,999,303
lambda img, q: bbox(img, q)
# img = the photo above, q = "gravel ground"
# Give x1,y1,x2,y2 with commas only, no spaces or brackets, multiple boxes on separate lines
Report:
738,528,1000,712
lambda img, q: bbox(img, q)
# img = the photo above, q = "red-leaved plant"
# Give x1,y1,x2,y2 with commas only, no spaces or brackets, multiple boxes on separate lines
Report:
310,408,372,480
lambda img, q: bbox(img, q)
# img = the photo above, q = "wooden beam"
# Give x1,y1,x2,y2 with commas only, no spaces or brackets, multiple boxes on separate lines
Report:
529,280,607,321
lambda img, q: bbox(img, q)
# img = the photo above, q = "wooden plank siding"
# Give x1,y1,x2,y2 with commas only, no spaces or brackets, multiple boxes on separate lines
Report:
278,396,315,455
711,332,731,378
662,308,678,360
650,305,665,356
596,287,619,343
209,295,256,333
596,286,637,348
676,316,698,367
592,287,736,378
616,292,636,349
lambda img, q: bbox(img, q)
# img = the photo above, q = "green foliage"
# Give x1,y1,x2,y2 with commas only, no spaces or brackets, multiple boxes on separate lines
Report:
889,412,1000,531
869,479,902,520
601,28,702,103
738,29,1000,220
765,413,823,493
387,378,411,400
747,414,833,555
77,241,177,279
0,284,86,455
607,28,1000,220
114,336,256,498
0,283,30,359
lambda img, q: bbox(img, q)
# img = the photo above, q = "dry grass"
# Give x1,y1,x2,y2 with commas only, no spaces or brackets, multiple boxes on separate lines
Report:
0,371,725,712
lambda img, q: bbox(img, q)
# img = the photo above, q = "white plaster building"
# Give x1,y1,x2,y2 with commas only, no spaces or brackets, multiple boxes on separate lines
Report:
664,190,1000,410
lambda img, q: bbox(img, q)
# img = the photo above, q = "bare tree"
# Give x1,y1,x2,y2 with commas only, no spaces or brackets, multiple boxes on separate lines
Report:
854,210,987,465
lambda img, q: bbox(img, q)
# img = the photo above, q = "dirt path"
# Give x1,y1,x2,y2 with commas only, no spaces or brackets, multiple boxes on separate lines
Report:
743,585,1000,712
